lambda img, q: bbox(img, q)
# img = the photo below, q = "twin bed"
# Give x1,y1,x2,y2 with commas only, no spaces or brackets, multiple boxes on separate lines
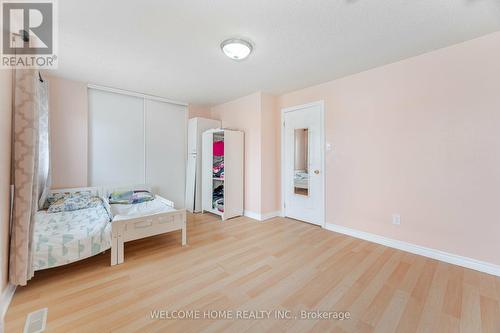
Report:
33,186,186,272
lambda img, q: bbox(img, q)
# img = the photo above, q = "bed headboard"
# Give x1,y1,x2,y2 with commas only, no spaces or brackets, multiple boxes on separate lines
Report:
100,184,153,198
49,187,100,196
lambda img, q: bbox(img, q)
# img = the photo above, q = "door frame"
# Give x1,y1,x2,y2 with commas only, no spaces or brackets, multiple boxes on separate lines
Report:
280,100,325,228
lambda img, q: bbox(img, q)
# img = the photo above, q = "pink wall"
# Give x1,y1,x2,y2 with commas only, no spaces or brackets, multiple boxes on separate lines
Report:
278,31,500,265
0,69,12,294
209,92,280,216
211,93,263,214
47,75,88,189
188,104,211,119
260,93,280,214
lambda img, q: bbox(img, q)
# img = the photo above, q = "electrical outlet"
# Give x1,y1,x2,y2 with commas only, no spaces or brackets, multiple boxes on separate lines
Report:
392,214,401,225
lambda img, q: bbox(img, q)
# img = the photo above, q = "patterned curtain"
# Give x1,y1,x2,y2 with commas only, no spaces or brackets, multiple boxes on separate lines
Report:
9,69,51,286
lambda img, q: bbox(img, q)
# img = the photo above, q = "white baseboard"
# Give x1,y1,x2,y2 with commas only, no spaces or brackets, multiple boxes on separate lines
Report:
244,210,281,221
243,210,260,220
324,223,500,277
0,283,16,332
260,211,281,221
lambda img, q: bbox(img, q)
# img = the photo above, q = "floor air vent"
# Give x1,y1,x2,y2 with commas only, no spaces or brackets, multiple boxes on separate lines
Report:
23,308,47,333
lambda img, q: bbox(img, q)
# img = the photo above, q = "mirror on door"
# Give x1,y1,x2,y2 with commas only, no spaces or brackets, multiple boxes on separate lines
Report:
294,128,309,196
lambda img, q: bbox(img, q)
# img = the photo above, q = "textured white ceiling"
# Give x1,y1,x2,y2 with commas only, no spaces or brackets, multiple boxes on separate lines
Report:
53,0,500,105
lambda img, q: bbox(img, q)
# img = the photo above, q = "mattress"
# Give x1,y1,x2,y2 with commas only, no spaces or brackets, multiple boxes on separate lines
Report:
110,196,175,221
33,203,112,271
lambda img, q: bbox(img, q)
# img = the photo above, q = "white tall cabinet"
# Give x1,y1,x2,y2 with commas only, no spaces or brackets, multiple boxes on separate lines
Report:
202,129,244,220
185,117,221,213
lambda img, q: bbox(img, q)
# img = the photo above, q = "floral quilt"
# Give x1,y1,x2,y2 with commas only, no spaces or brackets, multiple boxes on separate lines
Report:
33,202,112,271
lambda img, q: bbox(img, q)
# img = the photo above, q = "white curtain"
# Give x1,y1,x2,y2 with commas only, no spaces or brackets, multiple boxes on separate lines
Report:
9,69,50,286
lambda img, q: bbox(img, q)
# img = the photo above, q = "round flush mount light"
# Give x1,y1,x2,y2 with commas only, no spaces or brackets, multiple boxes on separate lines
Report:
220,38,253,61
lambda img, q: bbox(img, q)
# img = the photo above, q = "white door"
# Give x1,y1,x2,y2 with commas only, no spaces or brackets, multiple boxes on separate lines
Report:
88,89,145,186
283,102,324,226
145,99,186,209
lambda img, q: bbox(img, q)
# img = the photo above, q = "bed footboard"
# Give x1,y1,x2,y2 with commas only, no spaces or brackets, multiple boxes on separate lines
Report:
111,209,186,265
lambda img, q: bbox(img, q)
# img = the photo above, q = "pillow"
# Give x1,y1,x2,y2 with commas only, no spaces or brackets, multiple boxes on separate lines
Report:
130,191,155,204
108,190,155,204
47,192,101,213
42,190,92,210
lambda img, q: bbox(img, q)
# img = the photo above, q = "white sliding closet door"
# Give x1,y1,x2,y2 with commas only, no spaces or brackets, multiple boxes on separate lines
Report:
145,99,186,208
88,89,144,186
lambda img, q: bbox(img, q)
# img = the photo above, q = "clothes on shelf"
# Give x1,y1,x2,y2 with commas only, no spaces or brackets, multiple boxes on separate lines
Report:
202,129,243,220
214,198,224,212
212,184,223,198
213,140,224,156
213,160,224,178
212,184,224,212
212,143,224,211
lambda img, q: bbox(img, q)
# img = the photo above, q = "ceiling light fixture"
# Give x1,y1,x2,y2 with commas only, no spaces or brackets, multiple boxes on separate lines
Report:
220,38,253,61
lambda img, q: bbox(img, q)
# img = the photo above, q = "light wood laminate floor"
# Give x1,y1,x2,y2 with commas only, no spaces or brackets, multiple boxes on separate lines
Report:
5,213,500,332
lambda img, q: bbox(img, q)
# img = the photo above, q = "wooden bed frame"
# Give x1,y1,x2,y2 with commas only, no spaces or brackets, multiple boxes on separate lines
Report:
46,186,187,266
101,186,187,266
109,197,186,265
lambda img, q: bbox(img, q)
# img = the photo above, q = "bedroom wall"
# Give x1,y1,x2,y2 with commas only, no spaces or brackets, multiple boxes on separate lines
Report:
260,93,280,215
211,92,263,215
188,104,211,119
0,69,12,296
46,75,88,189
209,92,281,218
277,31,500,266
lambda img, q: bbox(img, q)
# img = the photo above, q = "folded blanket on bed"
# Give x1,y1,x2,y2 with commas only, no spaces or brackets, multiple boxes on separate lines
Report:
108,190,155,204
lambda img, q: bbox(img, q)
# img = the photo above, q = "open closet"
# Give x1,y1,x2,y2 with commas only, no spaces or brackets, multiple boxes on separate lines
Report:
202,129,244,220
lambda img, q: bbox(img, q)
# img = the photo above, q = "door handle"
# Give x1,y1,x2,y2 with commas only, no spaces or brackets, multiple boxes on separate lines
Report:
314,170,320,175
